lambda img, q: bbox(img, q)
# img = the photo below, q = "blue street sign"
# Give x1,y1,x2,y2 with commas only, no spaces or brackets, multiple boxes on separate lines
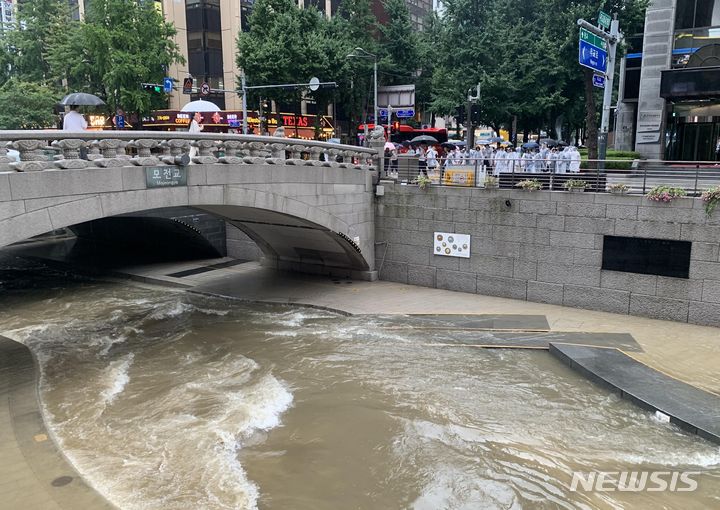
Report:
592,74,605,88
116,115,125,129
579,40,607,73
396,109,415,118
163,77,173,93
378,108,389,119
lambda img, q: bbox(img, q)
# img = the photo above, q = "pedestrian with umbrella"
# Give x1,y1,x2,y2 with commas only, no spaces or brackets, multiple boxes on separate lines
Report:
62,105,87,132
59,92,105,132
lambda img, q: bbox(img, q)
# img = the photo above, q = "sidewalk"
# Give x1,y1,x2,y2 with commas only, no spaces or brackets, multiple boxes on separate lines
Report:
0,336,116,510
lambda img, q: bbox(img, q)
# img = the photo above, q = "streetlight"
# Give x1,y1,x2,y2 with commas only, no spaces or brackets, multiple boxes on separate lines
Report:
346,47,377,144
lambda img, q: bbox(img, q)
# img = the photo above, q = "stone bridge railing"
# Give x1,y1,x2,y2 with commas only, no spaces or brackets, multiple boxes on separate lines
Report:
0,131,380,172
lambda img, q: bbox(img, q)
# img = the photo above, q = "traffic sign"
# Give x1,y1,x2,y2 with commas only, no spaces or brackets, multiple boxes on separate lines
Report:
115,115,125,129
379,108,389,119
579,27,607,51
598,11,612,30
579,39,608,73
182,77,193,94
163,77,173,93
592,74,605,88
200,82,210,96
396,109,415,118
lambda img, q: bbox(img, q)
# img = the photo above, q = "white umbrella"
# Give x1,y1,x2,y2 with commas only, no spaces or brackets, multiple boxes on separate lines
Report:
384,141,396,150
180,100,220,112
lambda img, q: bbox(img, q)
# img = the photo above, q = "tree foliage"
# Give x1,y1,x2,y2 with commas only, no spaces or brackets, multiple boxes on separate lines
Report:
52,0,184,115
429,0,648,149
0,79,59,129
0,0,183,121
0,0,70,86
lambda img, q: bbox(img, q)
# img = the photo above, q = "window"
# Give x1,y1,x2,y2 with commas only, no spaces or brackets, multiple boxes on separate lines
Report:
185,0,224,84
676,0,720,29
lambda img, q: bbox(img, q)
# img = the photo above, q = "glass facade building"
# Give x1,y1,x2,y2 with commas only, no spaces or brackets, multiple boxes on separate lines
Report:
616,0,720,160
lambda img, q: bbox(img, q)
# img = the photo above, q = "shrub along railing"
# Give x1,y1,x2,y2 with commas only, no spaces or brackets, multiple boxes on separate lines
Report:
0,131,380,172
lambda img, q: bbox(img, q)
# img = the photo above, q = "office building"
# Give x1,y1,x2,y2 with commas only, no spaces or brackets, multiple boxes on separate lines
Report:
617,0,720,161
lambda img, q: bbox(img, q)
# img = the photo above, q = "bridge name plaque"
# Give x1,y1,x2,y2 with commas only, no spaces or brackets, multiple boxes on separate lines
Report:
146,166,187,188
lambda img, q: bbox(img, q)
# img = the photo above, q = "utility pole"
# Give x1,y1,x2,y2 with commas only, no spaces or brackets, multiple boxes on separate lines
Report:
466,83,481,149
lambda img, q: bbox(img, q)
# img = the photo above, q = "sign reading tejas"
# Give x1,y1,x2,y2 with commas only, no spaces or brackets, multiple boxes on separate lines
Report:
143,110,334,131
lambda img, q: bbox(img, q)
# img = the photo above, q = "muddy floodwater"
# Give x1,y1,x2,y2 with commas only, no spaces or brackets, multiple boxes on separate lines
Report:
1,255,719,509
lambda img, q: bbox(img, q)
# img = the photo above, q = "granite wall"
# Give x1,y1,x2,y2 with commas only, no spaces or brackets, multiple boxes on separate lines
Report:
375,183,720,327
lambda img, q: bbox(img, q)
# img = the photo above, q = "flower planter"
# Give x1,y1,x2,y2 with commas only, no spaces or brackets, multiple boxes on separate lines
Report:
567,188,585,193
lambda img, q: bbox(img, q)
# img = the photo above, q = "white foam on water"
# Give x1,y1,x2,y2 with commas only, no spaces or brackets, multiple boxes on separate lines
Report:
195,307,230,316
618,449,720,468
1,323,54,344
99,354,134,406
42,349,294,510
411,465,523,510
89,334,128,357
149,301,194,320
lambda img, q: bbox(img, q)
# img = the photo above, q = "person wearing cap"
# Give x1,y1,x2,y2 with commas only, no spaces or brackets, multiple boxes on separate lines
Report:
62,105,87,132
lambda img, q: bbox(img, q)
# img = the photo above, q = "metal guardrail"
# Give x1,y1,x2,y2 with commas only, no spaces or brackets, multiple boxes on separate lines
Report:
0,130,379,172
382,156,720,195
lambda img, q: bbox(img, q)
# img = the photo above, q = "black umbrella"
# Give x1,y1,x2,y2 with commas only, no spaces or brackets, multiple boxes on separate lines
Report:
59,92,106,106
400,140,412,146
558,141,569,147
410,135,439,144
541,138,559,147
441,142,457,149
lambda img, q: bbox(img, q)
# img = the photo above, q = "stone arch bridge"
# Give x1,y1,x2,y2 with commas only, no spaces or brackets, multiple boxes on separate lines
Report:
0,131,381,279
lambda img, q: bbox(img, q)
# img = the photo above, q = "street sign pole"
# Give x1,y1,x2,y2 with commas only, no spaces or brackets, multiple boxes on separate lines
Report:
577,18,622,166
598,18,620,165
466,83,481,149
387,105,393,141
241,74,248,135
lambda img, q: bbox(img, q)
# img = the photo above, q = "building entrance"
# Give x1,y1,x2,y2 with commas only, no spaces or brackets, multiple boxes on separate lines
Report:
665,102,720,161
679,122,717,161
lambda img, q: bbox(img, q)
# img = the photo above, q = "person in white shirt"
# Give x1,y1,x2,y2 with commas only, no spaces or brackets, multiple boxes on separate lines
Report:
188,112,204,161
62,105,88,132
569,146,582,173
426,145,438,174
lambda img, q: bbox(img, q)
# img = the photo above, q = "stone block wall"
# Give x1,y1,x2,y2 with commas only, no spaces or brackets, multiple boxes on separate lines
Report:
375,183,720,327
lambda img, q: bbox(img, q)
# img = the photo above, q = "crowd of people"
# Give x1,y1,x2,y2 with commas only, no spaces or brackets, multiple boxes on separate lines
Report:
385,142,583,176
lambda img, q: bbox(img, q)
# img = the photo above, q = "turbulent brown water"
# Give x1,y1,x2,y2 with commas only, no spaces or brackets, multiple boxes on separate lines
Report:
1,254,719,509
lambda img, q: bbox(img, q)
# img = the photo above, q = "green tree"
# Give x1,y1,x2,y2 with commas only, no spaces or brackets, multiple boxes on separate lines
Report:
0,78,58,129
332,0,380,138
0,0,71,86
237,0,373,138
48,0,183,117
237,1,327,116
378,0,419,86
